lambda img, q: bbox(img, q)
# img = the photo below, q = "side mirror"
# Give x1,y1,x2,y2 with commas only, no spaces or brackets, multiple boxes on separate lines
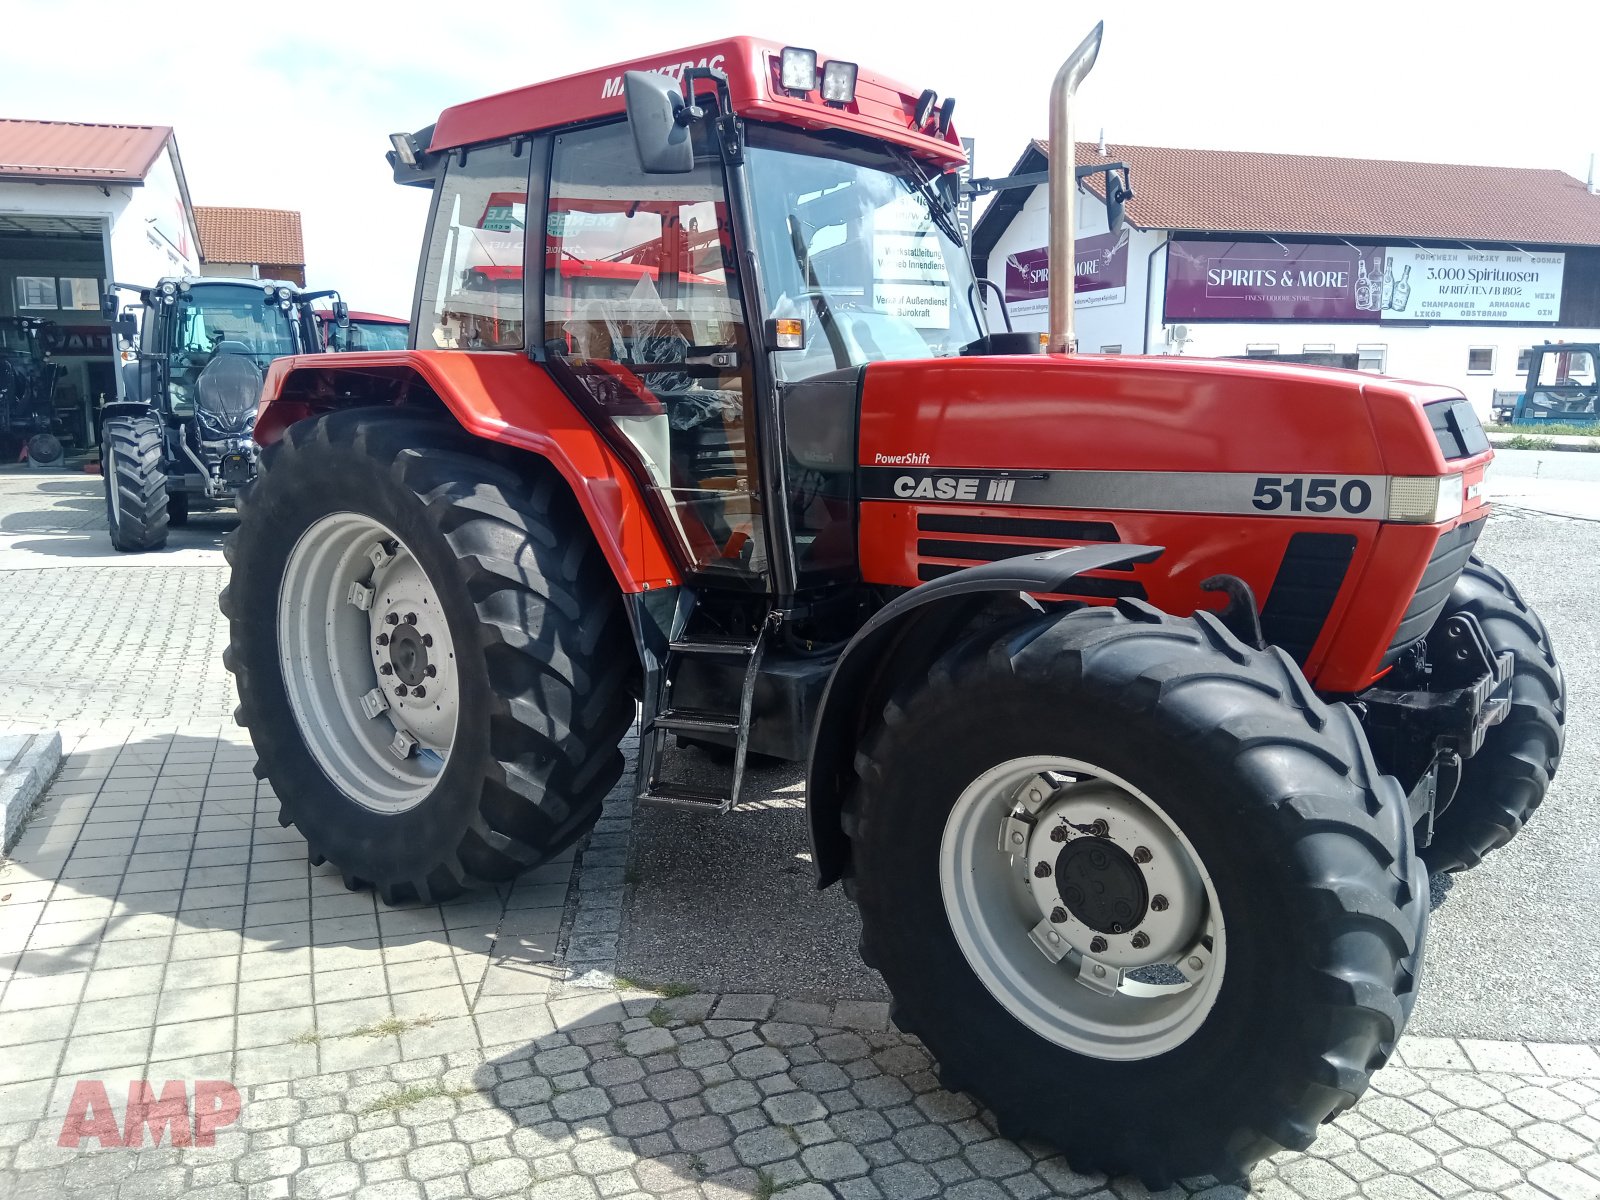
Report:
1106,168,1132,236
116,312,139,343
624,70,695,174
101,292,119,321
332,300,351,328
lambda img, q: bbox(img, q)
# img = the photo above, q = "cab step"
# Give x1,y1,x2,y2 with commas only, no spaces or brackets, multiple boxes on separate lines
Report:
638,616,778,815
651,709,741,737
638,783,733,814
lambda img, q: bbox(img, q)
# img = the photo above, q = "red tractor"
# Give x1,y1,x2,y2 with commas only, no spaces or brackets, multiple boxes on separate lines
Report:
223,27,1565,1183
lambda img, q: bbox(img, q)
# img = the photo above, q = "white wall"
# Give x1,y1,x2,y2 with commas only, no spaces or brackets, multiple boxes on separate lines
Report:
110,145,201,284
979,182,1599,417
982,183,1158,353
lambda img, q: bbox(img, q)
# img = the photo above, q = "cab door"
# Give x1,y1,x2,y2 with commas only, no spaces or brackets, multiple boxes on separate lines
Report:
541,120,769,587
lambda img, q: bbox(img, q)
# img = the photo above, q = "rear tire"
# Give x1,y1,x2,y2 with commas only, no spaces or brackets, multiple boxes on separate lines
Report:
102,414,169,552
846,601,1427,1183
1423,558,1565,873
222,409,636,904
167,489,190,526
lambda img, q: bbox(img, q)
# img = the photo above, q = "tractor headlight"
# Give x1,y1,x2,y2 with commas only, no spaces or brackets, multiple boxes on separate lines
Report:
780,47,818,92
159,281,176,296
1387,474,1463,524
821,60,858,104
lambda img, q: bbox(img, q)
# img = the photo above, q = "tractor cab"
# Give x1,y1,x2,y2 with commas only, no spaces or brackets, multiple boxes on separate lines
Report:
122,277,306,435
396,45,990,596
1511,343,1599,426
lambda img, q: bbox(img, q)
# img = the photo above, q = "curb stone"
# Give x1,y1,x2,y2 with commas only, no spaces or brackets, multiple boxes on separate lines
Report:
0,730,61,853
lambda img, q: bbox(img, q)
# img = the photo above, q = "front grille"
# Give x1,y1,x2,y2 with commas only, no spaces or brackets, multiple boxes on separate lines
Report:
1384,519,1484,660
1260,532,1358,665
913,513,1144,597
1426,399,1490,460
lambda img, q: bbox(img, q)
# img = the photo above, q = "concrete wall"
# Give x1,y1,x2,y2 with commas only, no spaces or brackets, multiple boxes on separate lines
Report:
979,184,1600,418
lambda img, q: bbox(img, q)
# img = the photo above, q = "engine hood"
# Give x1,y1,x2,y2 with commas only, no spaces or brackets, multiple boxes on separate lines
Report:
857,353,1473,481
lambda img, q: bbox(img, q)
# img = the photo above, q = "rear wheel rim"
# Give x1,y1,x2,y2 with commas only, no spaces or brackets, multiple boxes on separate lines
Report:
277,512,460,813
940,754,1226,1060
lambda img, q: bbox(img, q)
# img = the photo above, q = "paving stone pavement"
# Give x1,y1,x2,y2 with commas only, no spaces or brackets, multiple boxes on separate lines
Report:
3,473,1600,1199
1,991,1599,1200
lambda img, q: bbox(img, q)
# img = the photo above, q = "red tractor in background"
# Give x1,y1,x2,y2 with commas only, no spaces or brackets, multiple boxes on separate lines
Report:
223,27,1565,1183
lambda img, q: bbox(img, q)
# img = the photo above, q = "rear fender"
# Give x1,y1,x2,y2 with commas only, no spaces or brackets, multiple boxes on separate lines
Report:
806,542,1161,887
254,350,678,593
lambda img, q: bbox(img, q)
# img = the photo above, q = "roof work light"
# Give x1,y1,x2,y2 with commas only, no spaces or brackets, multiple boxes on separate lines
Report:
389,132,419,166
821,59,858,104
780,47,819,93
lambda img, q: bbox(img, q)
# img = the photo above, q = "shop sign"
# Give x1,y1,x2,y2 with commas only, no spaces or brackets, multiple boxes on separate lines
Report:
1165,239,1565,324
1165,240,1374,320
1379,248,1563,323
1004,229,1130,316
46,325,115,357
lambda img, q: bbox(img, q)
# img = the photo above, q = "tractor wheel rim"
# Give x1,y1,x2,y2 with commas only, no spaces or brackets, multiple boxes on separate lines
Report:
277,512,459,813
940,754,1226,1060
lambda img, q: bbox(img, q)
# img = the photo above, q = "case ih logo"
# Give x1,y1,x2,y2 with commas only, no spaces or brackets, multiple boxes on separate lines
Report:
601,54,726,98
57,1080,241,1149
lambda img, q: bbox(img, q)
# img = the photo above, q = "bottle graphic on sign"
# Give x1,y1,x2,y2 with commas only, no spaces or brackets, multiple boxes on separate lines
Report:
1355,260,1373,311
1391,265,1412,314
1379,257,1395,310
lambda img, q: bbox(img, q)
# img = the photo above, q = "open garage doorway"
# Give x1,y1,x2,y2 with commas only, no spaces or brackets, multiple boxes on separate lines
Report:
0,212,114,462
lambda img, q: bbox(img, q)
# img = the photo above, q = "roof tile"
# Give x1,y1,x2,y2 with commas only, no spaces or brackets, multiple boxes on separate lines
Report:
194,206,305,266
0,119,172,183
1047,140,1600,247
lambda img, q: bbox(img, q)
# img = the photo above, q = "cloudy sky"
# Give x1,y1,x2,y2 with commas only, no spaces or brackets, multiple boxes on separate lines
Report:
4,0,1595,316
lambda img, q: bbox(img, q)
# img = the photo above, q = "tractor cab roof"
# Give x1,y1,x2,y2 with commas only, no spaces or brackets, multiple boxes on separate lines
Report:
427,35,965,170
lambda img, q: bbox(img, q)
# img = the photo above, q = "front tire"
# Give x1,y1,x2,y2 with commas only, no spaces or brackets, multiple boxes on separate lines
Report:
1423,558,1565,873
221,410,636,904
846,601,1427,1183
102,414,169,551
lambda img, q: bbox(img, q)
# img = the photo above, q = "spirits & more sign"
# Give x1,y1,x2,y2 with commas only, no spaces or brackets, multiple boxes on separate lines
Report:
1164,239,1564,324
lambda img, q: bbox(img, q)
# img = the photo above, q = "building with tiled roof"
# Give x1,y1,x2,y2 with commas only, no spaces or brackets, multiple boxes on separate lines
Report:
0,118,203,447
195,206,306,286
970,140,1600,417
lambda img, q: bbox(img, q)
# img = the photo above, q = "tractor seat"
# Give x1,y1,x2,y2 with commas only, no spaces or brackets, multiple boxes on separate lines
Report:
213,340,253,357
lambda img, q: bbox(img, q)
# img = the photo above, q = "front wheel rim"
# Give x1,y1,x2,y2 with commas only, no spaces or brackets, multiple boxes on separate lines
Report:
277,512,461,813
940,755,1227,1060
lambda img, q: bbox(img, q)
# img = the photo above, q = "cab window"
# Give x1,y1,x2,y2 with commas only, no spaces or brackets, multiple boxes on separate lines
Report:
419,142,528,350
543,120,763,580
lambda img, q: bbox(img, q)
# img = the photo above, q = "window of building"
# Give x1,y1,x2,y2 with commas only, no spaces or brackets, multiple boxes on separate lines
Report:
1516,348,1533,373
1357,344,1387,373
57,278,103,310
1467,347,1496,374
1245,343,1278,357
418,141,528,350
15,276,59,309
1302,343,1334,352
1100,344,1122,354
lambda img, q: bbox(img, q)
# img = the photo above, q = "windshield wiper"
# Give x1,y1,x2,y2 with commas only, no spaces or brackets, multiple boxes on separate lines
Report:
895,150,965,248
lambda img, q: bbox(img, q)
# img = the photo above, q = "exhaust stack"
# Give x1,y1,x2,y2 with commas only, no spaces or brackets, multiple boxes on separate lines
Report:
1047,22,1104,353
